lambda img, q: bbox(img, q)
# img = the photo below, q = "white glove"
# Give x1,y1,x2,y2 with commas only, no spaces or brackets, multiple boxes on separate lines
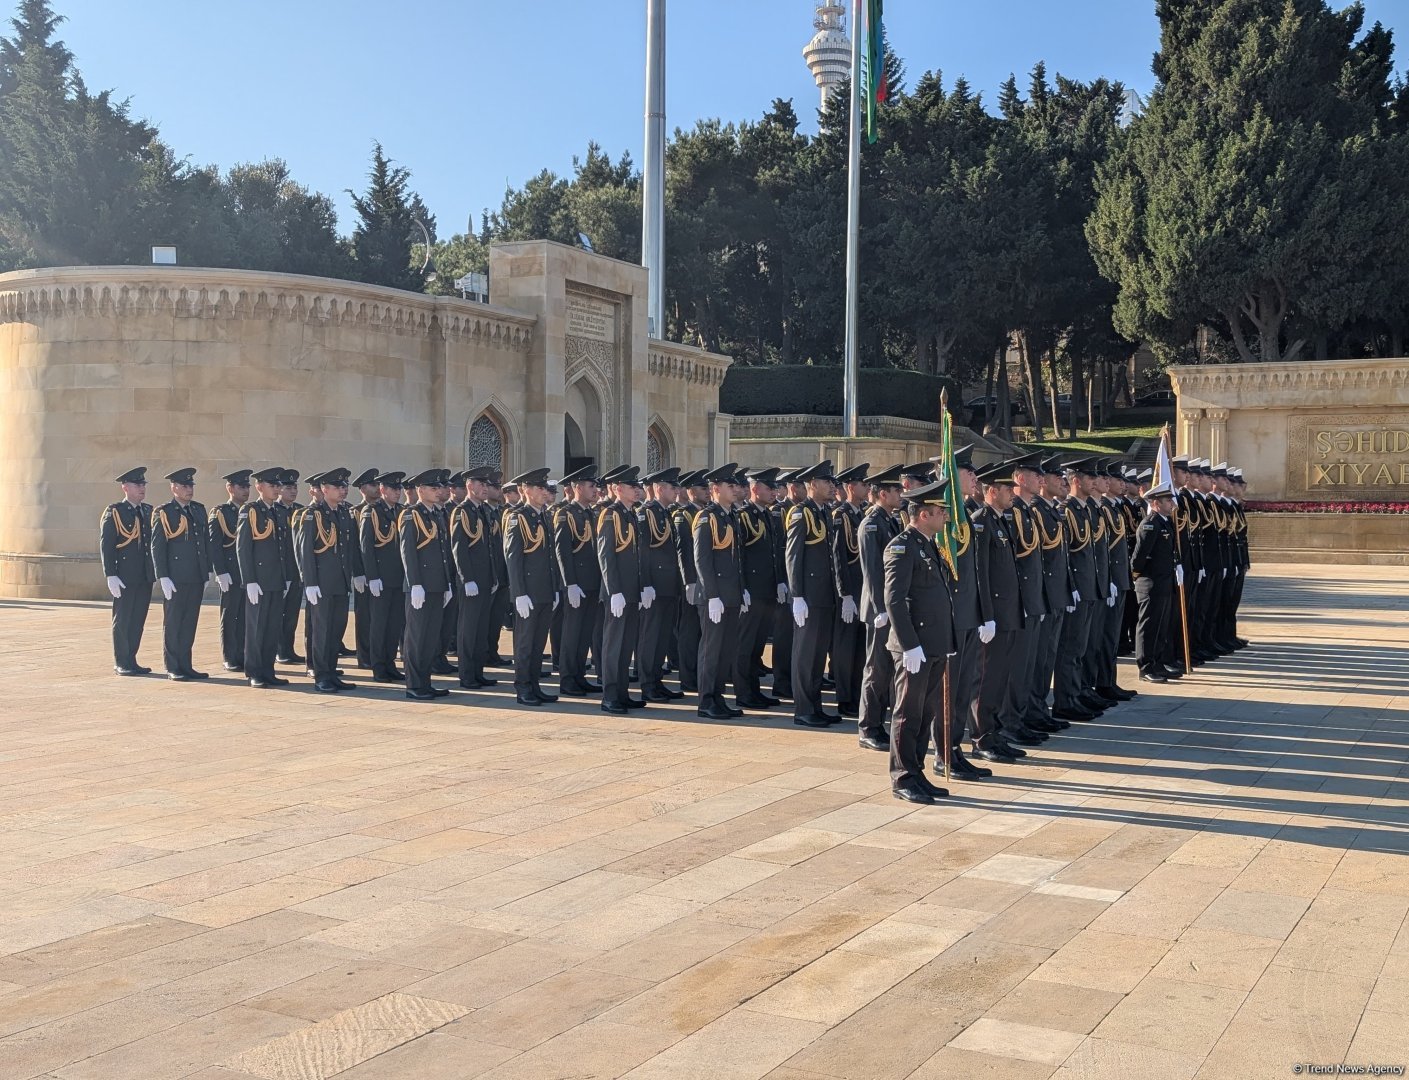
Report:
352,575,367,594
443,589,452,607
246,582,262,605
776,583,787,604
106,576,125,598
902,646,925,674
464,580,479,597
708,597,724,624
1222,568,1228,579
742,589,751,609
553,592,560,611
1109,582,1118,601
567,583,584,609
792,597,808,627
305,585,321,606
610,593,626,618
284,580,292,596
1106,595,1116,608
841,595,858,624
1039,612,1046,622
1175,566,1185,587
369,578,383,597
641,585,656,610
160,577,175,600
1072,590,1081,605
874,612,889,629
1199,568,1207,582
1065,605,1076,614
686,582,700,605
515,595,532,619
411,584,425,609
978,621,996,645
216,573,231,593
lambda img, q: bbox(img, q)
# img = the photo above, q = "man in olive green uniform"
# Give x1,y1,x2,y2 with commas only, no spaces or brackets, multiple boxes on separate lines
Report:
360,470,407,684
452,467,500,689
100,466,154,675
506,468,560,706
399,470,453,700
296,468,358,693
350,468,380,670
597,466,647,714
673,471,709,695
736,467,784,710
238,467,290,688
276,469,305,665
209,469,251,671
831,463,869,719
787,461,840,728
857,465,904,750
553,466,602,696
151,467,212,680
693,465,747,720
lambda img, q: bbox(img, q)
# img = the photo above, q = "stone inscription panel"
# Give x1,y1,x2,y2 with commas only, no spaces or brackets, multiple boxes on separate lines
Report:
566,293,617,344
1286,412,1409,497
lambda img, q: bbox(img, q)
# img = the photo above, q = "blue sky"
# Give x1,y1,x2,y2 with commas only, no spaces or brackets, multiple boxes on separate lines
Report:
43,0,1409,237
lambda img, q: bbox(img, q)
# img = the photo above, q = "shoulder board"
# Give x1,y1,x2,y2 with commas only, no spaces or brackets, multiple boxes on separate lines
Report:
885,541,907,554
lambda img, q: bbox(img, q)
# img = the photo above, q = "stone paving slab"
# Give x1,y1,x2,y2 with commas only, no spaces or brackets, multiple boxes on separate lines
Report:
0,564,1406,1079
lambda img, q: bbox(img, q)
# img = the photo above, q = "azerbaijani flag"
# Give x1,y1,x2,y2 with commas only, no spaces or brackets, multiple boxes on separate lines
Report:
863,0,885,144
938,388,963,577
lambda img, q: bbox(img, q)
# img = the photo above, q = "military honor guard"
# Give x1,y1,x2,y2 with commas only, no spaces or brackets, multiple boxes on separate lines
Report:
1094,463,1137,703
359,470,408,683
883,479,957,804
786,461,841,728
208,469,250,671
553,466,603,696
638,468,685,703
944,448,988,768
693,465,747,720
1028,458,1075,733
1132,479,1181,681
971,462,1032,759
450,467,498,690
597,466,647,714
275,469,305,665
768,469,801,700
1053,458,1101,719
856,465,904,750
237,467,290,688
830,463,870,720
397,470,453,700
505,468,560,706
1004,455,1057,743
735,468,785,710
294,469,359,693
672,472,709,695
100,466,155,675
483,471,512,667
150,467,212,680
350,468,381,670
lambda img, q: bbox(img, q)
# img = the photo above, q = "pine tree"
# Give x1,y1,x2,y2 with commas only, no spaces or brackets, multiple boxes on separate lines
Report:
347,143,430,292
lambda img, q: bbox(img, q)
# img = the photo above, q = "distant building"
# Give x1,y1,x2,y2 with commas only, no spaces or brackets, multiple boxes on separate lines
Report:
803,2,851,112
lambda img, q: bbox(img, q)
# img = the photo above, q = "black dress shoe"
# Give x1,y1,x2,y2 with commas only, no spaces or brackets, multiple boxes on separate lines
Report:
535,691,559,704
973,746,1017,764
1028,717,1063,733
858,734,890,752
432,687,450,697
1052,708,1096,722
267,676,290,686
817,710,843,725
645,690,681,703
132,665,152,674
515,694,544,706
1077,695,1108,712
431,661,456,675
314,680,340,693
338,646,356,658
697,705,735,720
756,693,781,707
724,706,744,718
115,667,142,677
187,670,210,680
793,714,831,728
893,783,935,805
406,688,436,701
334,678,356,690
223,662,243,672
374,674,403,684
735,696,772,710
581,680,604,692
624,697,648,710
249,679,270,689
459,679,481,689
601,702,629,715
1093,688,1123,703
838,705,859,720
771,685,792,699
276,653,305,665
1140,671,1168,683
992,739,1027,759
166,671,189,682
951,750,993,778
1162,667,1185,680
680,683,699,695
944,754,985,781
475,676,496,687
1006,730,1044,747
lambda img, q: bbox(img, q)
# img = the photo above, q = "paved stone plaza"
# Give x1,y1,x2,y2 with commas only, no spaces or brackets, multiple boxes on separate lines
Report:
0,564,1406,1079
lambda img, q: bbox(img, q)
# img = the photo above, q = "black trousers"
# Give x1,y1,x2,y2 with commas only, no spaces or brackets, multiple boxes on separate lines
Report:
513,603,551,696
456,589,490,684
831,611,865,712
243,588,281,683
1029,608,1063,723
944,628,981,752
1055,599,1094,709
485,587,510,662
1097,592,1125,687
559,593,599,690
677,596,701,691
771,601,794,697
1120,589,1138,652
859,620,894,739
1081,590,1107,690
279,582,302,660
404,592,444,693
1165,579,1191,667
162,585,202,675
440,591,458,661
369,587,405,679
890,655,942,787
602,601,641,707
549,597,564,668
1003,616,1041,734
218,584,245,666
698,603,741,709
733,597,770,701
976,630,1018,749
111,582,152,670
638,594,678,696
354,589,372,668
310,592,350,683
790,603,834,718
1195,568,1221,650
1135,581,1172,674
302,594,315,669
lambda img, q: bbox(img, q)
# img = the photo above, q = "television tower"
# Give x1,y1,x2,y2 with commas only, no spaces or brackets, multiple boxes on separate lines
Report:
803,2,852,112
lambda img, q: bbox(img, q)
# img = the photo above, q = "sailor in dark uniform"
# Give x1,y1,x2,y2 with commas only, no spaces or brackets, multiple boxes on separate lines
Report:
597,466,647,714
505,468,560,706
786,461,841,728
350,467,381,670
151,467,212,680
830,463,870,720
857,464,904,750
693,465,747,720
735,467,784,710
275,469,304,665
638,467,685,703
399,469,453,700
209,469,251,671
99,466,155,675
237,467,290,688
360,470,407,683
884,479,957,805
1132,481,1180,681
296,468,357,693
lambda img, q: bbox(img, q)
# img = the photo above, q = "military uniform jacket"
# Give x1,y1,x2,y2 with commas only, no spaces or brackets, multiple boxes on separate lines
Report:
771,499,798,596
1007,497,1047,620
693,502,743,606
673,501,706,591
1032,497,1072,614
785,499,836,607
451,502,497,591
1131,511,1177,588
398,502,451,593
858,505,900,624
1062,497,1098,601
831,502,865,602
485,502,509,590
553,503,600,595
597,501,643,602
100,499,154,585
638,501,682,597
359,500,406,590
735,502,779,598
236,499,287,590
1102,498,1133,592
1174,489,1202,576
152,499,212,584
504,505,558,603
883,526,956,658
973,504,1023,630
279,501,302,585
340,503,366,578
208,501,244,585
950,501,987,630
1086,497,1112,599
295,503,353,593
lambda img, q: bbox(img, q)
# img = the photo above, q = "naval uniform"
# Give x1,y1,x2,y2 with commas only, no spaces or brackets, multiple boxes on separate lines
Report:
884,526,956,789
360,499,407,680
209,500,245,668
693,501,744,712
237,499,287,684
637,500,681,700
295,501,354,686
858,503,900,742
99,498,154,672
151,499,212,676
1132,509,1177,674
452,501,497,687
399,501,451,694
786,498,836,721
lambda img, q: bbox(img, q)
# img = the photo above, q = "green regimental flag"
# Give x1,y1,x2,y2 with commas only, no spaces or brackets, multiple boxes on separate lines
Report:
863,0,886,144
938,389,962,577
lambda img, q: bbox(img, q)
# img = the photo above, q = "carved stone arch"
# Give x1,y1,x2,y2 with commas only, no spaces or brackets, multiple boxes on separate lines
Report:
566,371,609,466
564,342,617,462
646,415,675,472
464,397,521,474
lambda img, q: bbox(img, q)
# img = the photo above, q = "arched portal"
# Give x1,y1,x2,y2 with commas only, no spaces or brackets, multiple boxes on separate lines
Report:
565,377,603,470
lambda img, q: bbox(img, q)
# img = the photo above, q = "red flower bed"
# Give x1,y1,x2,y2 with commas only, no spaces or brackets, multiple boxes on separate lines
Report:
1245,501,1409,514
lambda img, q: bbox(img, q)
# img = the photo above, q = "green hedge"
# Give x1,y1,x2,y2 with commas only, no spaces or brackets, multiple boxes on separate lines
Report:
720,366,963,423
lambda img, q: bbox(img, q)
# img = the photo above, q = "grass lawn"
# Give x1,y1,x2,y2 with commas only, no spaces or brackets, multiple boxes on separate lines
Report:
1014,423,1167,455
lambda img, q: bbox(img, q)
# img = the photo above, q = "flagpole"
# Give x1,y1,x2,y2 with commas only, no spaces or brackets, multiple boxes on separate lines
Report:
842,0,863,438
1160,423,1194,674
641,0,666,338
